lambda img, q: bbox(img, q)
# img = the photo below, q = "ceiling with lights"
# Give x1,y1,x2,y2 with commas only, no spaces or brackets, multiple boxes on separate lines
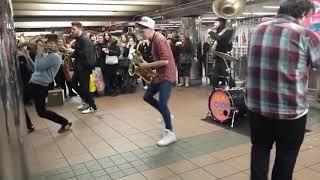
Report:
12,0,280,29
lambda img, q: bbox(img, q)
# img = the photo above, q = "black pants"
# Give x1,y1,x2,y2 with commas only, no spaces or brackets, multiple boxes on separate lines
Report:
248,110,307,180
102,64,119,95
122,67,136,91
25,109,33,129
72,69,96,109
199,54,207,76
210,61,228,87
25,83,69,126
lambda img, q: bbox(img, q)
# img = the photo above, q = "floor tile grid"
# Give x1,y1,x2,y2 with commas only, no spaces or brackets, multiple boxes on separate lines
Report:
33,116,76,173
33,110,114,178
32,122,249,179
66,113,122,166
32,128,320,178
29,89,320,179
91,112,158,147
35,131,250,180
36,111,161,179
78,109,170,157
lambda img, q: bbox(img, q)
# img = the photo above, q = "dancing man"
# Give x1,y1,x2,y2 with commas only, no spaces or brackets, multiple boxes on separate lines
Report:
22,34,72,133
136,16,177,146
70,22,97,114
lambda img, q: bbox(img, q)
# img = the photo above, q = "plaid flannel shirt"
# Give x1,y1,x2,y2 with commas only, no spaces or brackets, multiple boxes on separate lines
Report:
246,14,320,120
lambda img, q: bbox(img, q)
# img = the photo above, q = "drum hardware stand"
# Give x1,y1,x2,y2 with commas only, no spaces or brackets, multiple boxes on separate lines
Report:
231,109,237,128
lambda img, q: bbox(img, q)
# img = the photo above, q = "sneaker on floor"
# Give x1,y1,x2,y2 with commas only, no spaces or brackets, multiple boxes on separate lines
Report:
81,106,96,114
157,129,176,146
58,122,72,133
157,114,175,124
69,92,78,97
77,102,89,111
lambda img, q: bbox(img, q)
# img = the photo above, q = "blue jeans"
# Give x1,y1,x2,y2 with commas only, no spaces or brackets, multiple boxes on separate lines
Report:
143,81,174,130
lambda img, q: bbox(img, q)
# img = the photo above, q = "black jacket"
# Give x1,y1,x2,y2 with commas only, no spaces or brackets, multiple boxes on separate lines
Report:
95,43,104,67
105,40,120,57
209,28,233,53
74,33,96,70
209,28,233,63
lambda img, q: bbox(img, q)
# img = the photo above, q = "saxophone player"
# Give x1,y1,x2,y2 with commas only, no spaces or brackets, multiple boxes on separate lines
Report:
136,17,177,146
22,34,72,133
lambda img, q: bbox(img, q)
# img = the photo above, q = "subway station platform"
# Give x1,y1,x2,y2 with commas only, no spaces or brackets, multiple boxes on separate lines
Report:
24,85,320,180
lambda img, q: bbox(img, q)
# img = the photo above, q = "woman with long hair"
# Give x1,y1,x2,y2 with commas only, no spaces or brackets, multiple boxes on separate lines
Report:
101,32,121,96
176,34,196,87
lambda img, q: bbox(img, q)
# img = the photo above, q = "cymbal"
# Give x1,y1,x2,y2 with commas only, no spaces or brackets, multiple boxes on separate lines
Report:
212,51,239,62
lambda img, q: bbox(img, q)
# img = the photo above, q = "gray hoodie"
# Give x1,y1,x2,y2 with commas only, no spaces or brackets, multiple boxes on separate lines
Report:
26,53,61,86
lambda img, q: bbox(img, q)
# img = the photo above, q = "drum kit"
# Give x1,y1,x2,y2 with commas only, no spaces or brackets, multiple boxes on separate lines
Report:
204,51,246,127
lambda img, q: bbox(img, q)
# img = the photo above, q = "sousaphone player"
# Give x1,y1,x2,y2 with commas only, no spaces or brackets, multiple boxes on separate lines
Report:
208,17,235,88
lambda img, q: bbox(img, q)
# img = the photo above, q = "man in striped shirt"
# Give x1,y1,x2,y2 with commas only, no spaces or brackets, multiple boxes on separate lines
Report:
246,0,320,179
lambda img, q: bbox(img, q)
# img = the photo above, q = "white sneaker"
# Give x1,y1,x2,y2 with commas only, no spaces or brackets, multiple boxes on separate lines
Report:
77,102,89,111
157,114,175,124
81,107,96,114
144,86,148,90
157,129,176,146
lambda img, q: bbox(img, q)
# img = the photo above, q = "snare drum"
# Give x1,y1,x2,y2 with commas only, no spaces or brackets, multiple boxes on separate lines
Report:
208,88,246,123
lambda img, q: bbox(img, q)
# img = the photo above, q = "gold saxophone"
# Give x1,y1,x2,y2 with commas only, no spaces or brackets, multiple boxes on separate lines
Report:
128,50,156,84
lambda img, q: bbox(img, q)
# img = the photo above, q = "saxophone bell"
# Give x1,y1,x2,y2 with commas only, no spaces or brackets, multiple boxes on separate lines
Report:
128,50,156,84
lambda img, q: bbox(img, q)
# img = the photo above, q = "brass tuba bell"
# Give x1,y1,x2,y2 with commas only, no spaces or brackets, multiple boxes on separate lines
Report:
212,0,245,19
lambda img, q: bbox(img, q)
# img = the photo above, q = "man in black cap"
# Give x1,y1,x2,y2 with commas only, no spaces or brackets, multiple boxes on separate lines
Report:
208,17,234,88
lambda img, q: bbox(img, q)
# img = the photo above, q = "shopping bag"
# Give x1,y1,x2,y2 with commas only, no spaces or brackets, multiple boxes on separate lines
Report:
89,74,96,93
93,67,105,94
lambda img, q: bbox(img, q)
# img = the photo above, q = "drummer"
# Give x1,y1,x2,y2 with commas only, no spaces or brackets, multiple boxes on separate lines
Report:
208,17,234,88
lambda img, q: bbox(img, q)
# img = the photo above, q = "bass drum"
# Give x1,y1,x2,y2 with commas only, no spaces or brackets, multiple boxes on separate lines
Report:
208,88,246,123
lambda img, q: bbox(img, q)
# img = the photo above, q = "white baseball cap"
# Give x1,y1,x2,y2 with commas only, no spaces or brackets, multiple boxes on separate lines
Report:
136,16,155,29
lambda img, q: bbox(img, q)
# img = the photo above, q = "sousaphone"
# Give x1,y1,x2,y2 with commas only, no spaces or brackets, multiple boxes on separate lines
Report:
212,0,245,19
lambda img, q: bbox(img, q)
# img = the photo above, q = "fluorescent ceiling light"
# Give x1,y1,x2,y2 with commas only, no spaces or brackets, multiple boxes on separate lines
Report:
13,3,153,11
14,10,136,16
263,6,280,9
12,0,176,6
202,17,216,20
14,21,110,28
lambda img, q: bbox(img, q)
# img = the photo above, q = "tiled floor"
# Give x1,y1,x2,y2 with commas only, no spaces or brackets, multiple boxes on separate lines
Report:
23,85,320,180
